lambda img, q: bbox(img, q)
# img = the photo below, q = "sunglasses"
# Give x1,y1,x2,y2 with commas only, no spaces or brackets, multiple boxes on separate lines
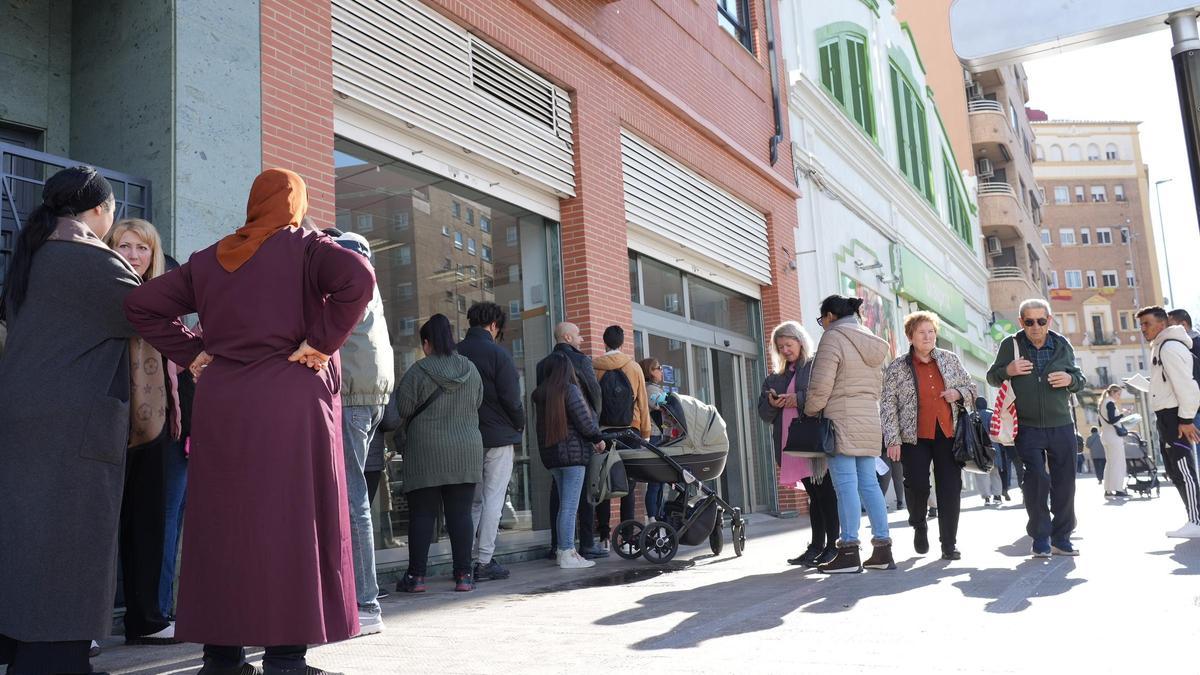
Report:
816,317,825,327
1022,318,1048,327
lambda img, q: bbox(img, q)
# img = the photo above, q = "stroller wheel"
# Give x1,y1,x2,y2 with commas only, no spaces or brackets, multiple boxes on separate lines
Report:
709,521,724,556
640,521,680,564
732,519,747,557
612,520,646,560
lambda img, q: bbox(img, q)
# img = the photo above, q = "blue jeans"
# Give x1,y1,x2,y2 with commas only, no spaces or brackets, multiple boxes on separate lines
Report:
828,454,890,543
158,438,188,618
551,466,587,552
342,404,384,614
645,483,666,519
1015,424,1077,549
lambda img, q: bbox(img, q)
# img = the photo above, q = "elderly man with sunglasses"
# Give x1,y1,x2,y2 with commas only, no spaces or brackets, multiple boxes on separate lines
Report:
987,299,1087,558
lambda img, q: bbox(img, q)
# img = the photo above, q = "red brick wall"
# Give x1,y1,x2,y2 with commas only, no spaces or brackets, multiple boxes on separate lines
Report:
260,0,335,227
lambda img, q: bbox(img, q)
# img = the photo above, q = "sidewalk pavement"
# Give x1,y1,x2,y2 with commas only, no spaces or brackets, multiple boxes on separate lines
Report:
72,476,1200,673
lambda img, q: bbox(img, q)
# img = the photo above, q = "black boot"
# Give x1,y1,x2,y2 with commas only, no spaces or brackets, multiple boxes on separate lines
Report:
913,522,930,555
818,541,862,574
787,544,822,567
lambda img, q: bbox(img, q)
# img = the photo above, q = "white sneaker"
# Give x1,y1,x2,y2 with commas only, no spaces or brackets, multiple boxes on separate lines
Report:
1166,522,1200,538
127,621,177,644
358,611,385,636
557,549,596,569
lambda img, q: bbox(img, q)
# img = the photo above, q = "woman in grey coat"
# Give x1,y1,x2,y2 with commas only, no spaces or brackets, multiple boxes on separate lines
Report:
0,167,139,674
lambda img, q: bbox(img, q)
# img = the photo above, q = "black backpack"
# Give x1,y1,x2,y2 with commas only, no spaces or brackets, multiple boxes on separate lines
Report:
599,368,635,427
1158,338,1200,389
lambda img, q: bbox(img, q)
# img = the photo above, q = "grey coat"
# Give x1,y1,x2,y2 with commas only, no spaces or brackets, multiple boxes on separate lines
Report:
0,220,140,641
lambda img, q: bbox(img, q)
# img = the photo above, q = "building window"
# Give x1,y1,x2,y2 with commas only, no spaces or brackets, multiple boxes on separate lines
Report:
1090,185,1107,202
467,237,476,255
392,212,410,231
1126,269,1136,287
717,0,753,51
395,244,412,266
1059,229,1076,246
1068,144,1082,161
890,63,933,202
1060,312,1079,334
1085,271,1097,288
1079,228,1090,245
480,216,491,233
507,226,518,247
456,294,467,314
454,231,464,249
1102,270,1118,287
1047,270,1059,289
466,207,474,226
508,299,522,320
1106,143,1119,160
397,282,414,301
442,224,450,237
1074,186,1085,203
355,213,374,233
1065,270,1083,288
1114,184,1126,202
452,200,461,219
509,264,520,283
481,245,492,262
1087,143,1101,161
512,337,525,359
1120,227,1130,244
468,265,478,287
1049,145,1064,161
1036,145,1045,161
1041,229,1051,245
398,317,416,337
944,159,971,245
1096,228,1112,245
1054,186,1069,204
1125,356,1135,373
818,29,876,138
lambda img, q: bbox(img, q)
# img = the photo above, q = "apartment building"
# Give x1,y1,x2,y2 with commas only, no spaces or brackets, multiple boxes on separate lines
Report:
780,0,995,388
1033,119,1165,422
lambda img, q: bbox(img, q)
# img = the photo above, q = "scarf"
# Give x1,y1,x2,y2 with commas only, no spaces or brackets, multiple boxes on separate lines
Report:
215,168,308,272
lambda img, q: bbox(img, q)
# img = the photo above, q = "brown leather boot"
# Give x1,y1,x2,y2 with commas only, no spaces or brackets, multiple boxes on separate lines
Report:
863,538,896,570
817,540,862,574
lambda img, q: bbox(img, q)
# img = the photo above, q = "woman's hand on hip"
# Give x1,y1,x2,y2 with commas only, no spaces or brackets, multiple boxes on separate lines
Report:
289,340,330,372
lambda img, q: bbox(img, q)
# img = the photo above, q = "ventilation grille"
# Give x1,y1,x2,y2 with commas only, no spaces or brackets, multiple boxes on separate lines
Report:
471,38,555,131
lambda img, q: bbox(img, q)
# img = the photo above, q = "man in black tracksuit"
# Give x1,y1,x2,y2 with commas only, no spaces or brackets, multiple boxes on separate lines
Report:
536,321,608,559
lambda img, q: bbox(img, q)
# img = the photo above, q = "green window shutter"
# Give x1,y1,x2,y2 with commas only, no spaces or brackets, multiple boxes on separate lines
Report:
819,41,845,106
890,66,907,176
915,97,931,201
846,37,874,137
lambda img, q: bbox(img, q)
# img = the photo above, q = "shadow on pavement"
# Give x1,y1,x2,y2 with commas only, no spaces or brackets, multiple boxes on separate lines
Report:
952,557,1084,613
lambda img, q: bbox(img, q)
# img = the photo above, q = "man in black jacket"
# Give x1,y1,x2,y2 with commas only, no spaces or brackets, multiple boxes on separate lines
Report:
537,321,609,558
458,302,525,581
1167,309,1200,360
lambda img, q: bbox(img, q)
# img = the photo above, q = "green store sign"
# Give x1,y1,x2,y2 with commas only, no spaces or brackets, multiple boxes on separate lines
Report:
897,247,967,330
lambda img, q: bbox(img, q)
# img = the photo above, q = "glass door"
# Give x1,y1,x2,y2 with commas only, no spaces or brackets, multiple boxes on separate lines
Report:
710,350,747,509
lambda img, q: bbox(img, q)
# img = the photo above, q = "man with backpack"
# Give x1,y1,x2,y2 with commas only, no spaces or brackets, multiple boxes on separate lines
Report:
1167,308,1200,360
536,322,608,559
457,302,526,581
1137,306,1200,538
592,325,651,539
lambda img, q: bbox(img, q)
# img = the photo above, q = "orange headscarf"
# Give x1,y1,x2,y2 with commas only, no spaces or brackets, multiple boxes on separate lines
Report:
216,168,309,272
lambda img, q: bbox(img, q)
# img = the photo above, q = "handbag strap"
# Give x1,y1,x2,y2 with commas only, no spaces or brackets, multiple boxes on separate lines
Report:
405,386,445,432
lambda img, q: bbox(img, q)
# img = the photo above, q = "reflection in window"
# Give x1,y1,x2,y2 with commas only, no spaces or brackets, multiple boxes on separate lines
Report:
454,231,464,249
638,257,685,316
688,276,754,336
647,333,690,395
629,253,641,304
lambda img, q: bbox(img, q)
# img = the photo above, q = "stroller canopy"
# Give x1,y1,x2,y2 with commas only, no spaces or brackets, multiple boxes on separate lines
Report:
658,393,729,456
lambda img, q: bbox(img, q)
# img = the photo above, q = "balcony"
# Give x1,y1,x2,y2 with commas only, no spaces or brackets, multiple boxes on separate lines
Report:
969,99,1018,158
977,181,1037,244
987,267,1040,314
989,266,1024,279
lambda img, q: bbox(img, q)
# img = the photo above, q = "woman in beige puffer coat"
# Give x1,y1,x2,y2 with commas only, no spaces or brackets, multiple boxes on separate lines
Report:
804,294,893,573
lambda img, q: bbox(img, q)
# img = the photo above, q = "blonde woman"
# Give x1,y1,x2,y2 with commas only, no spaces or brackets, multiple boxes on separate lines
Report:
758,321,839,568
1098,384,1130,498
104,219,182,644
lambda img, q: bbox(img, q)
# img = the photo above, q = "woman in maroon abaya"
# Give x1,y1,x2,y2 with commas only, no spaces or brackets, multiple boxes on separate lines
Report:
125,168,374,675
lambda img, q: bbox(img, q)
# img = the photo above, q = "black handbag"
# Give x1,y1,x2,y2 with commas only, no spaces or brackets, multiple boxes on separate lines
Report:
782,413,837,458
953,401,995,474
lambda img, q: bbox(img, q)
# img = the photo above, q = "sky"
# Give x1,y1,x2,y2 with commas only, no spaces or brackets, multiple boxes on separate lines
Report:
1022,30,1200,311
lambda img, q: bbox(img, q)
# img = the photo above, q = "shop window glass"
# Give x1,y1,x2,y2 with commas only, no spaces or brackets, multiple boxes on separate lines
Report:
638,256,685,316
688,276,754,336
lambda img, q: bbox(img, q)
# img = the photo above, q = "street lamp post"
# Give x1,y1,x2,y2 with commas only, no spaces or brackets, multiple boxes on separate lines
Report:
1154,178,1176,305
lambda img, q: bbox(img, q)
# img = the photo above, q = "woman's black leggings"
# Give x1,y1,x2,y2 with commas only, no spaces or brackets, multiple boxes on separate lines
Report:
406,482,476,576
802,475,839,549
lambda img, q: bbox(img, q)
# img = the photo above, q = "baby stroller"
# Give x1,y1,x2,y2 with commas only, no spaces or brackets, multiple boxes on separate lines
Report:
1124,432,1161,498
605,393,745,564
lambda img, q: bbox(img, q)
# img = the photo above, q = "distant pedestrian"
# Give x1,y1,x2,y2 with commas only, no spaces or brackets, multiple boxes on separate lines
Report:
125,168,374,673
1167,308,1200,360
534,352,605,569
975,398,1004,506
538,321,607,559
0,166,136,675
1097,384,1130,498
1087,426,1106,484
458,301,525,583
986,298,1086,558
1137,306,1200,538
758,320,839,568
328,230,395,634
805,295,893,573
105,218,182,645
881,311,976,560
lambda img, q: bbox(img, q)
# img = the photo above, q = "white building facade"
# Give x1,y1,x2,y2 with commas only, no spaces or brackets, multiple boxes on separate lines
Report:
779,0,995,383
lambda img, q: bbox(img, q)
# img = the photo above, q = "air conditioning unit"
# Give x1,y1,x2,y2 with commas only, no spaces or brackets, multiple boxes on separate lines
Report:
976,158,994,178
986,236,1003,256
965,81,983,100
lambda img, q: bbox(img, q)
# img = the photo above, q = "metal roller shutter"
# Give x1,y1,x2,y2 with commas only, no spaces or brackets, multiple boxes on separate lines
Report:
332,0,575,197
620,131,770,284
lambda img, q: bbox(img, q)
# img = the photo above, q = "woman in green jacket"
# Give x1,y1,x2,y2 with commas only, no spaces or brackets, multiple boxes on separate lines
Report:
395,314,484,593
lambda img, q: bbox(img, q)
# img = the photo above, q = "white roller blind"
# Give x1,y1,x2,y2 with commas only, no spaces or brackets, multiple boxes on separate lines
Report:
332,0,575,197
621,131,770,284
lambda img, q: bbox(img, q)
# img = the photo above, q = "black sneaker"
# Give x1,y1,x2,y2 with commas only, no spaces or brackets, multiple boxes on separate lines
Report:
454,570,475,592
941,547,961,560
928,507,938,519
473,559,511,581
788,545,822,566
396,572,426,593
913,523,930,555
815,545,838,565
818,542,862,574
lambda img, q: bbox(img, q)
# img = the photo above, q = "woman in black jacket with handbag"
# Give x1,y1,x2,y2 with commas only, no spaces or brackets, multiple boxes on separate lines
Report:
758,320,838,567
534,352,605,570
